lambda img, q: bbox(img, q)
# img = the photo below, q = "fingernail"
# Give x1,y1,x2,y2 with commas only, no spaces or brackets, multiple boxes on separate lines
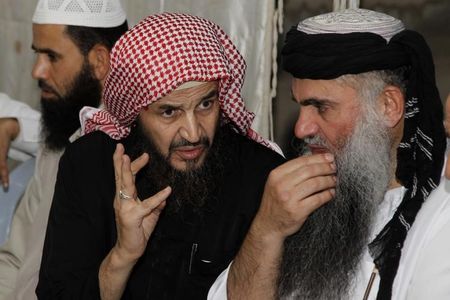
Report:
330,162,336,170
324,153,334,162
2,183,8,192
330,188,336,196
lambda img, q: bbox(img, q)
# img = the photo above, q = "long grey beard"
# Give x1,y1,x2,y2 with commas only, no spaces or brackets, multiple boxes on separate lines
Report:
278,108,392,299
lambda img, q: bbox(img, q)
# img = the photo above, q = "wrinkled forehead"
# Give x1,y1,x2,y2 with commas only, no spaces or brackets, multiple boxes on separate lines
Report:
155,81,219,105
291,77,358,100
32,23,69,44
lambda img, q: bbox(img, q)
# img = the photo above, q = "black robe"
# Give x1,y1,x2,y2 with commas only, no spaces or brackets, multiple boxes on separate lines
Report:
37,126,285,299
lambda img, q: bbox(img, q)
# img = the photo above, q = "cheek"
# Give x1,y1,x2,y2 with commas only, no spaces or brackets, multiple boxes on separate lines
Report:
144,124,177,156
322,123,354,150
205,121,217,142
157,134,177,155
204,108,220,140
57,72,79,95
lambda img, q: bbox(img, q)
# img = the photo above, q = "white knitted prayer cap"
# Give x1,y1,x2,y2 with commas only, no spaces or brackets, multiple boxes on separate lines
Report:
33,0,126,28
297,8,405,41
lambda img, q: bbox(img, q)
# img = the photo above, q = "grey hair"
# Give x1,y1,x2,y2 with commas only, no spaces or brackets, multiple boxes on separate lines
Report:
336,67,409,117
336,67,408,102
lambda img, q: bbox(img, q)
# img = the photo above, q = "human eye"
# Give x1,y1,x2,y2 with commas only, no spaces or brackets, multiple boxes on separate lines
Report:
308,100,329,114
161,108,178,118
47,53,58,62
198,99,214,111
316,103,328,114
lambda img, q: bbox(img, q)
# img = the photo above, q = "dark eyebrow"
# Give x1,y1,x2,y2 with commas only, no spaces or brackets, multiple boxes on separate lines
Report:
31,45,62,59
202,89,218,101
299,98,332,107
158,104,179,111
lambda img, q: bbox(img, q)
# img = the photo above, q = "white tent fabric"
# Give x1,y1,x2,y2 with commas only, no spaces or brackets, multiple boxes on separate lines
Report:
0,0,283,140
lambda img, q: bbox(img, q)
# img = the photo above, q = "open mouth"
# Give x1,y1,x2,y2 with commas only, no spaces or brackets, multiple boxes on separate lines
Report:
173,145,205,161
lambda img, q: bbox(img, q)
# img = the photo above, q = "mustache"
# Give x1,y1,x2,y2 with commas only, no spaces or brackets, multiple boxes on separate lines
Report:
303,135,328,147
169,136,210,151
291,135,330,157
38,80,59,96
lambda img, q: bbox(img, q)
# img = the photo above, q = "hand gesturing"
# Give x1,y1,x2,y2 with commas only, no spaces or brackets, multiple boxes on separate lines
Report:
112,143,171,263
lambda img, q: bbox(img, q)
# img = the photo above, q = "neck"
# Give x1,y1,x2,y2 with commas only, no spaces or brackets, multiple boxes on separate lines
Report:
388,130,403,189
388,179,402,189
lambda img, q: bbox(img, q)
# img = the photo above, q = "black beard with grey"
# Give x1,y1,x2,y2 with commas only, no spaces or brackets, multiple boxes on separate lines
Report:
278,108,392,299
40,59,102,151
128,121,227,216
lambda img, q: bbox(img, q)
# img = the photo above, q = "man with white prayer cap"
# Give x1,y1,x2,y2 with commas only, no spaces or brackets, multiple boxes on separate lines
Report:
36,13,288,299
208,4,450,300
0,1,128,299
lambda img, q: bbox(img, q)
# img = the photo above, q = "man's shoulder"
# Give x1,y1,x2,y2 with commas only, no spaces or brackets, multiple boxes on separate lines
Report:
227,127,285,168
395,178,450,299
402,177,450,259
62,131,118,164
420,178,450,229
69,130,115,150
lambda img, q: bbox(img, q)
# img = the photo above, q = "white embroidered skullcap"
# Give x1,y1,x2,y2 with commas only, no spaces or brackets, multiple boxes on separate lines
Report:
32,0,126,28
297,8,405,41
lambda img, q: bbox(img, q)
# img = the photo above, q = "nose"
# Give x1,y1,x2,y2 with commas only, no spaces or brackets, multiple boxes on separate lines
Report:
31,55,48,80
294,107,319,139
179,113,201,143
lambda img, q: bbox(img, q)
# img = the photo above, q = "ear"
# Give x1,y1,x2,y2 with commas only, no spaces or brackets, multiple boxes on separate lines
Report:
87,44,110,82
444,94,450,135
378,85,404,128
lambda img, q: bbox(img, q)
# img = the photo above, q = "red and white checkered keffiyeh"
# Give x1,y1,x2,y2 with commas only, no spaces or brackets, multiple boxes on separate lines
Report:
81,12,274,150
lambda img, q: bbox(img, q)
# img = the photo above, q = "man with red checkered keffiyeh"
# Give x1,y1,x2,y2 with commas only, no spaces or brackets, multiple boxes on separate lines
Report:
35,13,294,299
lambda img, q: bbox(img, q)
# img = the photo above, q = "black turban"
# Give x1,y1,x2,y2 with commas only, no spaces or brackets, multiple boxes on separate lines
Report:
282,27,446,299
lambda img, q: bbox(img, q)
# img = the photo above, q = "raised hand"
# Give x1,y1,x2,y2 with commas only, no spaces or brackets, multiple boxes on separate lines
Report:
252,153,336,242
0,118,20,190
112,143,171,263
226,153,336,300
99,144,172,300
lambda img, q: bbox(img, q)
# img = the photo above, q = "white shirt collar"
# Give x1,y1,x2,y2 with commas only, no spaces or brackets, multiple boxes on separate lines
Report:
370,186,406,242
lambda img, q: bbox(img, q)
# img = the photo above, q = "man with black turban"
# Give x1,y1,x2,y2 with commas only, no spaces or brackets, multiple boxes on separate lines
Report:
209,8,450,300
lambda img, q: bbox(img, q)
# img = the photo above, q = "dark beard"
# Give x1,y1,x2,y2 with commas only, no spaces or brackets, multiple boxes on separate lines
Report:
128,122,228,216
40,60,101,151
278,108,391,299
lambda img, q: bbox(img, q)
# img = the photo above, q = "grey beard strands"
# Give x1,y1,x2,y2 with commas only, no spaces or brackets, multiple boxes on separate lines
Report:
278,107,392,299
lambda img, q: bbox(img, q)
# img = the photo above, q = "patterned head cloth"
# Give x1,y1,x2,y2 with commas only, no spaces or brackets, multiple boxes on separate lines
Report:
82,13,271,149
282,8,445,299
